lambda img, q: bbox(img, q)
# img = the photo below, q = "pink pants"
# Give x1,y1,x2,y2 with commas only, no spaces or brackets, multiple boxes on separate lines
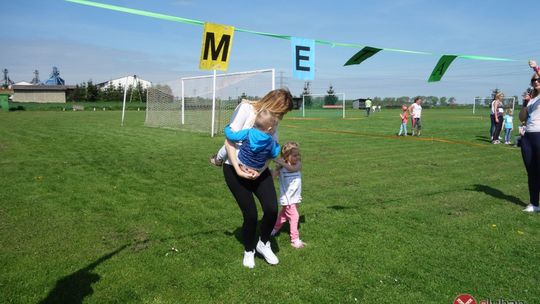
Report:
273,204,300,243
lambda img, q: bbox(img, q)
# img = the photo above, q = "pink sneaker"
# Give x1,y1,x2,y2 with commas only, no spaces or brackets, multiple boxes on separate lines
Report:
291,239,305,249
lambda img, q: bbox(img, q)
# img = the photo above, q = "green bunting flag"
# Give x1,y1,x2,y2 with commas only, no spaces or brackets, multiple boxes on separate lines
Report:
428,55,458,82
344,47,382,66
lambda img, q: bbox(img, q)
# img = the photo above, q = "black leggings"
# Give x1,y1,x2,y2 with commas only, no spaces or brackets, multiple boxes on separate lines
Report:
521,132,540,206
223,164,278,251
492,114,503,141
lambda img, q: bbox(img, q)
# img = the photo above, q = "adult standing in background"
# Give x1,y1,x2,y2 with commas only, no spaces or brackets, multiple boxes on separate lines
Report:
520,60,540,212
491,92,505,144
409,97,423,136
365,97,372,117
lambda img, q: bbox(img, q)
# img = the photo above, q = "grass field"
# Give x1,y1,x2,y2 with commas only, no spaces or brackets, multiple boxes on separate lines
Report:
1,107,539,304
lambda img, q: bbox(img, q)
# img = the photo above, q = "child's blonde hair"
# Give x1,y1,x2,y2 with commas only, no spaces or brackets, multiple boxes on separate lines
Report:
506,108,513,115
254,109,278,133
280,141,300,161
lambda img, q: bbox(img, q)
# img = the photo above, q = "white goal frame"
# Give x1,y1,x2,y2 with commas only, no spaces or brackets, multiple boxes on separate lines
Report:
473,97,516,114
302,93,346,118
181,69,275,137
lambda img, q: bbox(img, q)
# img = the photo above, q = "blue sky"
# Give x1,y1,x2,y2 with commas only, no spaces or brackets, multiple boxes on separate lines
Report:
2,0,538,102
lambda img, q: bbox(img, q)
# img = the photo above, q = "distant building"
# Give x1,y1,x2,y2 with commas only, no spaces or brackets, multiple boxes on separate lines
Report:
97,75,152,90
352,98,367,109
11,85,75,103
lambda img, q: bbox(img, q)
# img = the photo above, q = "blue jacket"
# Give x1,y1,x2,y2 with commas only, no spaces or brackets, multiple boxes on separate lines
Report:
224,125,280,170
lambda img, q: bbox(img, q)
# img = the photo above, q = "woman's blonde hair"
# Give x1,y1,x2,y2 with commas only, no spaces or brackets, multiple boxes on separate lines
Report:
251,88,293,116
495,92,505,100
280,141,299,161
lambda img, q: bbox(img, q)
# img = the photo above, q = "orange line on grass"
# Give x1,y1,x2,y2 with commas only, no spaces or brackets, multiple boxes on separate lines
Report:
282,125,486,148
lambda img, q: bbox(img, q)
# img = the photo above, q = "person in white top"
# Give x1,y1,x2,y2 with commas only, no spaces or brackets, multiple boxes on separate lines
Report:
220,89,293,268
490,92,505,144
271,142,305,248
519,60,540,212
408,97,423,136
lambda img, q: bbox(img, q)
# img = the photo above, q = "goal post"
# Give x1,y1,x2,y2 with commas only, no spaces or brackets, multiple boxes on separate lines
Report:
301,93,346,118
145,69,275,136
473,97,516,114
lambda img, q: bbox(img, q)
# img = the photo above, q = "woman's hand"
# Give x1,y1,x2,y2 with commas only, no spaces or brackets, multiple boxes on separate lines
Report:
529,60,537,69
236,165,260,180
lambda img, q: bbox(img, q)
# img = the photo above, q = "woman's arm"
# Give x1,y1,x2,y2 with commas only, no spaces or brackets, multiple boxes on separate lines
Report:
519,105,528,123
530,60,540,76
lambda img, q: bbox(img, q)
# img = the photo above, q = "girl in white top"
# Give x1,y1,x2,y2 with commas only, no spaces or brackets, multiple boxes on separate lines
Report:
519,60,540,212
271,142,305,248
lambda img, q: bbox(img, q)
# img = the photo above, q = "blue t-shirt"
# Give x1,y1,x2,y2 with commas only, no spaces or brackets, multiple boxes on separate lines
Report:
224,125,280,170
503,114,513,129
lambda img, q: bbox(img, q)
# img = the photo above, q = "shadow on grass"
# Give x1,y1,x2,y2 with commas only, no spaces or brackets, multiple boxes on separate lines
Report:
39,244,128,304
475,135,492,143
471,184,526,207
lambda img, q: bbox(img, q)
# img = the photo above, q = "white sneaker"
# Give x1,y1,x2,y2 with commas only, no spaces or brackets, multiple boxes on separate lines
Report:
256,239,279,265
523,204,540,213
243,250,255,268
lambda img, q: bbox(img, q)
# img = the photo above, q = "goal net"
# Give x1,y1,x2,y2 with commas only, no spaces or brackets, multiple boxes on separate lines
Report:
473,97,516,115
145,69,275,136
300,93,346,118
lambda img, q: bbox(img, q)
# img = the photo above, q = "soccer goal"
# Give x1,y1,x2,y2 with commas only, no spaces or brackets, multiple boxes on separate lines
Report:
301,93,346,118
145,69,275,136
473,97,516,114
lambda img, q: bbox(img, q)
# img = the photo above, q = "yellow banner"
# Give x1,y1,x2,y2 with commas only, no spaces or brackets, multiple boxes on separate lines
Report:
199,22,235,71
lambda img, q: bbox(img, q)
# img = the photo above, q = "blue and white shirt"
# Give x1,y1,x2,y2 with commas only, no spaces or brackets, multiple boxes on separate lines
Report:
278,167,302,206
224,125,280,170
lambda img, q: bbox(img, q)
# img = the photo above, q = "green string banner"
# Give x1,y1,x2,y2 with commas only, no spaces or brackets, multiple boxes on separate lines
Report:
65,0,524,82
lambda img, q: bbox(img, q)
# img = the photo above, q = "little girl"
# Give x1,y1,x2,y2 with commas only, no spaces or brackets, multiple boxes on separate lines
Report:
503,108,514,144
271,142,305,248
398,104,408,136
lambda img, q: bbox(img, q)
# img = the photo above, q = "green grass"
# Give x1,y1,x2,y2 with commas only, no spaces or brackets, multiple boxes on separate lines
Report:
0,108,538,303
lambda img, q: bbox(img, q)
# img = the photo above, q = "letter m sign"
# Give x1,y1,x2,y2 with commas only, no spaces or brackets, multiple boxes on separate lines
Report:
199,22,235,71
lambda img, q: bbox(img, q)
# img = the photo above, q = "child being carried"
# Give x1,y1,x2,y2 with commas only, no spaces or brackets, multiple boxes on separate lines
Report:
223,109,280,172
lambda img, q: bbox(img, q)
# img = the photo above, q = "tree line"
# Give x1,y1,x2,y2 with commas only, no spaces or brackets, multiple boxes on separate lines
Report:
66,81,147,103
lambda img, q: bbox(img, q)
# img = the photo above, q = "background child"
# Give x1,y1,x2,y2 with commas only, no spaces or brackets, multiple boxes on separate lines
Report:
271,142,304,248
398,104,408,136
503,108,514,144
223,109,280,171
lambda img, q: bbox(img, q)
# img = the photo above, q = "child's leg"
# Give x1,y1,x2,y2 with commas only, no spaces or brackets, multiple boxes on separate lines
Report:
286,204,301,243
210,145,228,166
398,123,403,135
216,145,227,161
403,123,407,136
273,206,288,232
504,128,510,143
